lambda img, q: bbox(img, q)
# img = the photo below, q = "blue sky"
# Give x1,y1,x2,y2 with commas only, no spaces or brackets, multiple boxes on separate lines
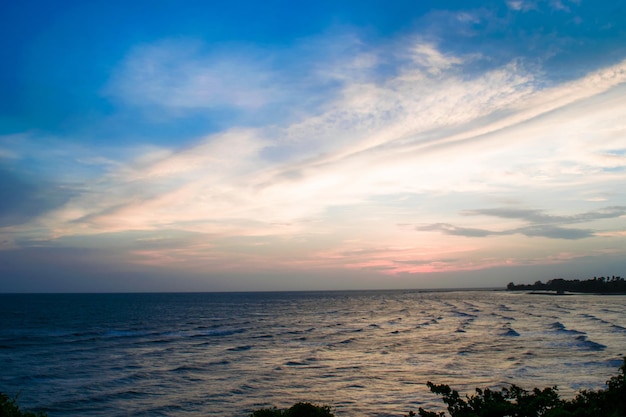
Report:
1,0,625,292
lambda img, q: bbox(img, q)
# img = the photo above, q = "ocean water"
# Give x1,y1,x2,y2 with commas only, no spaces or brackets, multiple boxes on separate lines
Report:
1,290,625,416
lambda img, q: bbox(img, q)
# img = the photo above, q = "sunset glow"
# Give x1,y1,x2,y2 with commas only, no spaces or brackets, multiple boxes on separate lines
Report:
1,0,625,291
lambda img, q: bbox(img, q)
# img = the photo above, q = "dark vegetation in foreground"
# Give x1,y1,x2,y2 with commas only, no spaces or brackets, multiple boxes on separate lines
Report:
250,402,335,417
252,360,626,417
3,360,625,417
507,276,626,294
0,392,46,417
411,358,625,417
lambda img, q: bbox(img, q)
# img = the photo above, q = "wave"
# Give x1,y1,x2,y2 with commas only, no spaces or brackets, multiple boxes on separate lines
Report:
574,335,606,351
502,327,520,337
208,359,230,366
416,318,438,327
227,345,252,352
451,310,477,318
579,313,603,322
495,313,516,321
550,321,566,331
285,327,316,335
610,324,626,333
549,322,585,335
546,323,606,351
194,328,246,337
3,291,625,417
285,361,308,366
104,330,152,338
171,365,206,373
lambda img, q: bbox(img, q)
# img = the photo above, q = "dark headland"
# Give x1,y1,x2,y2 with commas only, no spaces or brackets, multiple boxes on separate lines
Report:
506,276,626,294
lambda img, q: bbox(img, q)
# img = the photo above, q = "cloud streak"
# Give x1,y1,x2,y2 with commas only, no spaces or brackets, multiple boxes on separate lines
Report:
417,222,594,240
2,20,626,287
106,40,281,111
418,207,626,240
15,43,626,241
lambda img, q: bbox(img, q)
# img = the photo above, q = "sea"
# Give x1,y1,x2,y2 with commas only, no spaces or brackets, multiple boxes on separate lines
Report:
1,290,625,416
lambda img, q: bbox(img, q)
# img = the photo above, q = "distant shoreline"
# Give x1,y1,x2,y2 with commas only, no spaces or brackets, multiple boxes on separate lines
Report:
524,290,626,296
507,276,625,295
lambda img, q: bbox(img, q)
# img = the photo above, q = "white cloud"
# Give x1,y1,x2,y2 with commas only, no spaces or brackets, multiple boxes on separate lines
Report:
507,0,538,11
507,0,578,12
8,38,626,276
106,40,281,111
409,42,464,74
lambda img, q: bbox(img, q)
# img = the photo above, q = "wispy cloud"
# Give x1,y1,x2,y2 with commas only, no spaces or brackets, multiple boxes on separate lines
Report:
3,34,626,279
418,207,626,240
106,40,282,112
506,0,577,13
25,46,626,235
417,222,594,240
506,1,535,11
3,1,626,291
463,207,626,224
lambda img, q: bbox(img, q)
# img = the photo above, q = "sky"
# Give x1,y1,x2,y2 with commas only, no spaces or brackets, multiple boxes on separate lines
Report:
1,0,625,292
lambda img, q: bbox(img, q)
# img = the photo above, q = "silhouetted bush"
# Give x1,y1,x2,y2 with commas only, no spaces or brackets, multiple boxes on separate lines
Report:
0,392,46,417
250,360,625,416
250,402,335,417
410,358,626,417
